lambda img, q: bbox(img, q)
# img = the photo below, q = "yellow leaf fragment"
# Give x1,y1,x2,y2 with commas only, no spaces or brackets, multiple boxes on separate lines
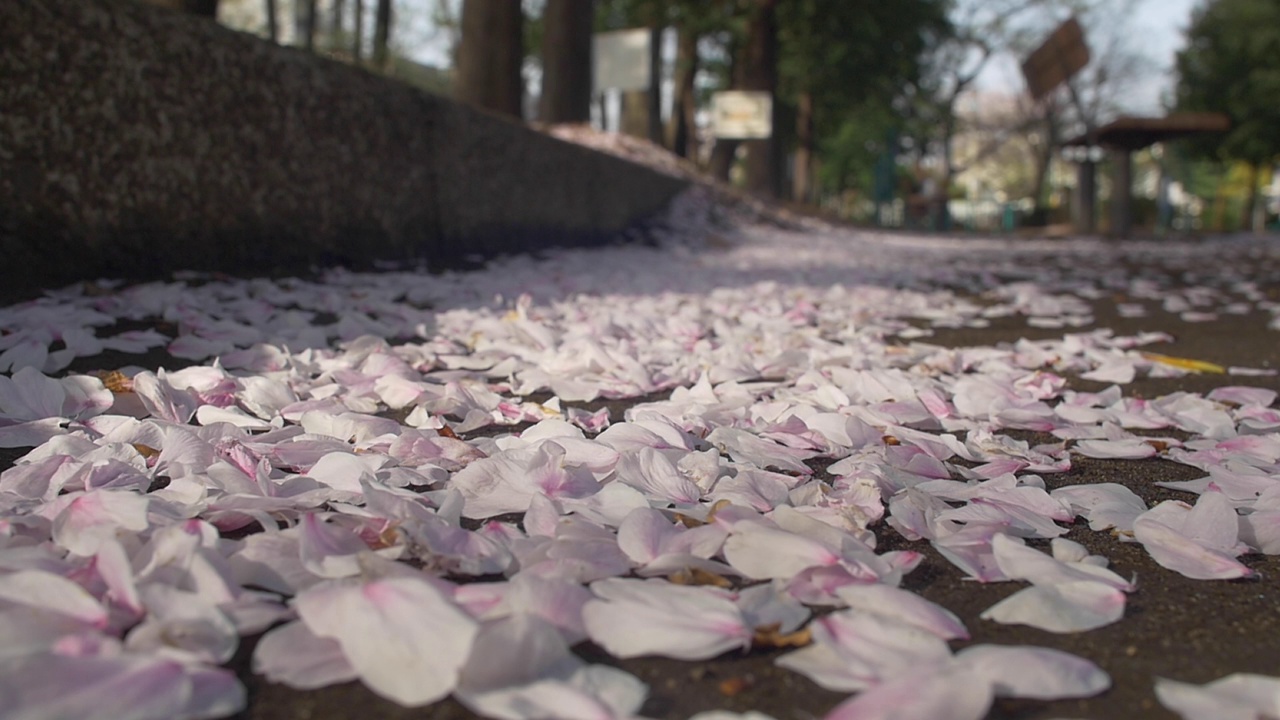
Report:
1140,352,1225,374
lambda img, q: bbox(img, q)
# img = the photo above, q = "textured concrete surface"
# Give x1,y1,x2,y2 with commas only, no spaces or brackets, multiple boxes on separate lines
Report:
0,0,686,297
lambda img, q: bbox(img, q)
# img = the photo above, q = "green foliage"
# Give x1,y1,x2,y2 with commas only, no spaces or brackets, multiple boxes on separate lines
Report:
588,0,949,196
816,101,899,194
777,0,948,106
1176,0,1280,165
777,1,949,194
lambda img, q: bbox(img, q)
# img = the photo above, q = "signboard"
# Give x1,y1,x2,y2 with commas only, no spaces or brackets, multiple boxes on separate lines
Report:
593,28,652,93
1021,18,1090,102
710,91,773,139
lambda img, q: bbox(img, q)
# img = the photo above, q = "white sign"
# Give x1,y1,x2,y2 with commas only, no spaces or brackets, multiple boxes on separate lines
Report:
711,91,773,139
593,28,651,93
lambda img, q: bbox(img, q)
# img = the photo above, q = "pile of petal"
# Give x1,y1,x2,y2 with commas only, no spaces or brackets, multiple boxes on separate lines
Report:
0,224,1278,719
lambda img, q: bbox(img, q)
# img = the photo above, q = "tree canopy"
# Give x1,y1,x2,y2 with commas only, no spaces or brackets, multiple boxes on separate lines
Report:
1176,0,1280,167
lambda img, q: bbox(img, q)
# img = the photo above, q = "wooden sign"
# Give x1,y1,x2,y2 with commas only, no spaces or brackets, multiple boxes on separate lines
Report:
710,91,773,139
1021,18,1090,102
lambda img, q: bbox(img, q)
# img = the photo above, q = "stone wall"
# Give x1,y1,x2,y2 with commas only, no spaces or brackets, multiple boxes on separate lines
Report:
0,0,687,298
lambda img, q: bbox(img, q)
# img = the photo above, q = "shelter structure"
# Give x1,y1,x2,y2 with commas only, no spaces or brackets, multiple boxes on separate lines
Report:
1064,113,1230,237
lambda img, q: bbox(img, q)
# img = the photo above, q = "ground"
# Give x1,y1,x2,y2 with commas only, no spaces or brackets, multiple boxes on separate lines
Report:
2,221,1279,720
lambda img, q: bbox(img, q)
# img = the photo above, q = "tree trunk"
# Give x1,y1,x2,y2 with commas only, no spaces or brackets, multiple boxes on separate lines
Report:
455,0,524,118
264,0,278,42
792,90,814,204
303,0,318,51
646,25,663,146
331,0,346,46
621,90,650,137
353,0,364,62
143,0,219,17
1243,163,1260,233
667,25,699,159
620,27,662,144
1029,103,1058,219
1211,179,1228,232
741,0,779,198
709,140,738,182
709,31,741,182
937,110,958,230
372,0,392,71
539,0,594,124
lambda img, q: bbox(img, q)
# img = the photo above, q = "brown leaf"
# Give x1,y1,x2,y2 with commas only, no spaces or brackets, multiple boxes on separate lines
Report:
132,443,160,460
675,499,733,528
370,522,402,550
752,623,812,649
717,675,755,696
668,567,734,589
437,425,460,439
96,370,133,394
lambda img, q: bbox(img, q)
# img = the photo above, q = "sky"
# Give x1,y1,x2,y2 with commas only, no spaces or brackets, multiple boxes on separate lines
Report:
976,0,1201,114
405,0,1202,117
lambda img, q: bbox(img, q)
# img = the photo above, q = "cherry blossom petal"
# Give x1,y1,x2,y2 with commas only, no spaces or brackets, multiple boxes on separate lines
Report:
834,583,968,640
294,575,478,706
252,620,358,690
0,652,245,720
1155,673,1280,720
823,663,993,720
980,581,1126,632
582,578,751,660
956,644,1110,699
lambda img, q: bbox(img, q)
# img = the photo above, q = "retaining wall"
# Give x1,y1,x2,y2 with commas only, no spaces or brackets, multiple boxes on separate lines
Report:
0,0,687,298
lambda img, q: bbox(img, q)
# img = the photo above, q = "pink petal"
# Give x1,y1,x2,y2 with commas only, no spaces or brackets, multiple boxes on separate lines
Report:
980,581,1126,632
1155,673,1280,720
823,663,993,720
723,526,839,580
834,583,968,640
1134,514,1254,580
0,652,244,720
253,620,357,690
991,533,1132,590
0,569,108,627
0,366,66,420
299,513,370,578
52,490,151,557
295,575,479,706
582,578,750,660
957,644,1110,699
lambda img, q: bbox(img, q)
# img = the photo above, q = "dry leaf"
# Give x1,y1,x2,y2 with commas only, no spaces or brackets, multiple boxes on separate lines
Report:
717,675,755,696
752,623,812,649
668,567,734,589
97,370,134,393
675,499,733,528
